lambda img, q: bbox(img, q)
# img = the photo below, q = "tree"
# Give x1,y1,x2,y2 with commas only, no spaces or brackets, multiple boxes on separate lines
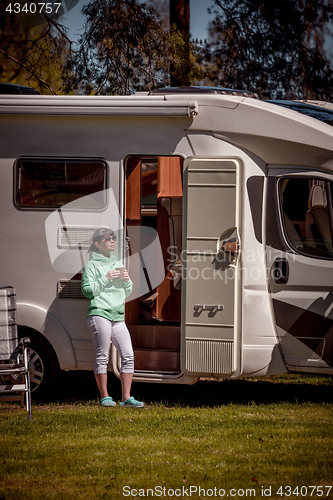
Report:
203,0,333,100
0,0,73,94
170,0,190,85
63,0,203,95
63,0,167,95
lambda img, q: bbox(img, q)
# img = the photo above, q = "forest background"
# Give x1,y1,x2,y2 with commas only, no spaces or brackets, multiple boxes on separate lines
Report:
1,0,333,100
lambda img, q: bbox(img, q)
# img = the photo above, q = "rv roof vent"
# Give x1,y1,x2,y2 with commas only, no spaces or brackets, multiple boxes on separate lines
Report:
149,86,258,98
0,83,40,95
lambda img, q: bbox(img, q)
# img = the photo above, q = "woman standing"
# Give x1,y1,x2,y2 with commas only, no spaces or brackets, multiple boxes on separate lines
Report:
81,227,144,408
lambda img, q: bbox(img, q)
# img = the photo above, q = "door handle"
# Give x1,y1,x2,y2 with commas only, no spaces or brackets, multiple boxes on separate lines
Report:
272,258,289,284
221,240,240,254
217,228,239,254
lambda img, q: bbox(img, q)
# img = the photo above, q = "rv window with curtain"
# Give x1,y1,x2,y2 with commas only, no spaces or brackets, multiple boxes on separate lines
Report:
281,177,333,259
15,158,107,209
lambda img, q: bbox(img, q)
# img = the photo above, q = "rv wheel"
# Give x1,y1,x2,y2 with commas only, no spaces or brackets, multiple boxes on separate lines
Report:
19,332,59,397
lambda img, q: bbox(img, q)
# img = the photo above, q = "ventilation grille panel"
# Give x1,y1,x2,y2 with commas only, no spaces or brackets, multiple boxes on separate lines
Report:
58,227,98,249
58,281,87,300
185,340,234,375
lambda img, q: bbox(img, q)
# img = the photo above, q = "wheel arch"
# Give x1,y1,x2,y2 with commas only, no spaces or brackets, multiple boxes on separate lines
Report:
17,324,60,370
16,303,77,370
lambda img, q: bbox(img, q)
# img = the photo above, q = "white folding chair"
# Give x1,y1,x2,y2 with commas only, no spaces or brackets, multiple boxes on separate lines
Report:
0,286,32,419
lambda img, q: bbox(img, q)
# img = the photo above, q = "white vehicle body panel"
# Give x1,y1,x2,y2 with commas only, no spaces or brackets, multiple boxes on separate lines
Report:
0,90,332,384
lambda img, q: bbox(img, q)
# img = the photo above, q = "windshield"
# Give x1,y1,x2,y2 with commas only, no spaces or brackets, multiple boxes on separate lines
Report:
267,100,333,126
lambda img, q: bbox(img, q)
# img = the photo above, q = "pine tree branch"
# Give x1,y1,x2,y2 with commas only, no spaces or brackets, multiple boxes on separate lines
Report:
0,48,57,95
26,0,74,47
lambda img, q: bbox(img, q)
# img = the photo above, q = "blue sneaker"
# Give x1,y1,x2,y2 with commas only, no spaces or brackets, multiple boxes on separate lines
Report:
99,396,116,407
119,396,145,408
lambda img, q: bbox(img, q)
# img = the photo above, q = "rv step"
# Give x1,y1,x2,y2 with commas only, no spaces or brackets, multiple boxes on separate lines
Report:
129,324,180,351
134,349,180,372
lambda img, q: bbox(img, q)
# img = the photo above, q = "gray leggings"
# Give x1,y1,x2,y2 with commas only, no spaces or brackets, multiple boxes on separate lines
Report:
87,316,134,375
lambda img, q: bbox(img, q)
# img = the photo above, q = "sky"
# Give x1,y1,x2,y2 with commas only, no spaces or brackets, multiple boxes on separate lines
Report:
60,0,215,44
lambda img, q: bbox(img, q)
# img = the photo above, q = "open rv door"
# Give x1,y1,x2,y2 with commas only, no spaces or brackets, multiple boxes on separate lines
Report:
181,158,242,378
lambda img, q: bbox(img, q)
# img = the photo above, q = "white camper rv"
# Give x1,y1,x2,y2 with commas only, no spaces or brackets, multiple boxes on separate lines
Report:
0,86,332,393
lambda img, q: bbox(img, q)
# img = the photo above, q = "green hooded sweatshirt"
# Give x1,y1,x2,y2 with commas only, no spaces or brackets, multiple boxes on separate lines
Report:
81,251,133,322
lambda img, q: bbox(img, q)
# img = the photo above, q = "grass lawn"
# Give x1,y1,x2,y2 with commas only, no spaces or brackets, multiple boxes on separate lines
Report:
0,373,332,500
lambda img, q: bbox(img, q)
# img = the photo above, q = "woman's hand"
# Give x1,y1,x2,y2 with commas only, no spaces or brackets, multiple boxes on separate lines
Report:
122,269,129,281
105,269,120,281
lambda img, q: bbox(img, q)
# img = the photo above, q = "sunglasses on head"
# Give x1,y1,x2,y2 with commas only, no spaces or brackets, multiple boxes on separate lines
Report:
103,235,117,242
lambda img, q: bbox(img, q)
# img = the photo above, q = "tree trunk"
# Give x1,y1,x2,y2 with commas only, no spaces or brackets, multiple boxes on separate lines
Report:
169,0,191,86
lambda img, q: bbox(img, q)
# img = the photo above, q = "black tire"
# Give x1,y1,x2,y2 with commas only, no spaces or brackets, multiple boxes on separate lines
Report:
18,329,60,398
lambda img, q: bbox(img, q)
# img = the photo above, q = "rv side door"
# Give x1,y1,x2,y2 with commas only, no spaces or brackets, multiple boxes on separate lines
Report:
181,158,242,377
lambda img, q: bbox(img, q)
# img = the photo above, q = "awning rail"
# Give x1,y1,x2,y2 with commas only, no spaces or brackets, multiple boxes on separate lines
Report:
0,96,199,117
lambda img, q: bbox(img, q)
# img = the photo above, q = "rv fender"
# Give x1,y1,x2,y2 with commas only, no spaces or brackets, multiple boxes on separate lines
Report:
242,344,288,377
16,302,76,370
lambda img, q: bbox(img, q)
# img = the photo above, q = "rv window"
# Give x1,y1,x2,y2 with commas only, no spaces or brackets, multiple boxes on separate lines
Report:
281,178,333,259
141,159,158,206
15,159,106,209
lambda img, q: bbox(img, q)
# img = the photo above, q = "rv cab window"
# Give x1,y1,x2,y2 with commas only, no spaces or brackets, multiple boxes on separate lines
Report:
15,158,107,209
281,178,333,259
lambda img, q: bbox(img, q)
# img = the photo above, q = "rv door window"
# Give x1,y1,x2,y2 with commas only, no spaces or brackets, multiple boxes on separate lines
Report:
15,158,107,209
281,178,333,259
